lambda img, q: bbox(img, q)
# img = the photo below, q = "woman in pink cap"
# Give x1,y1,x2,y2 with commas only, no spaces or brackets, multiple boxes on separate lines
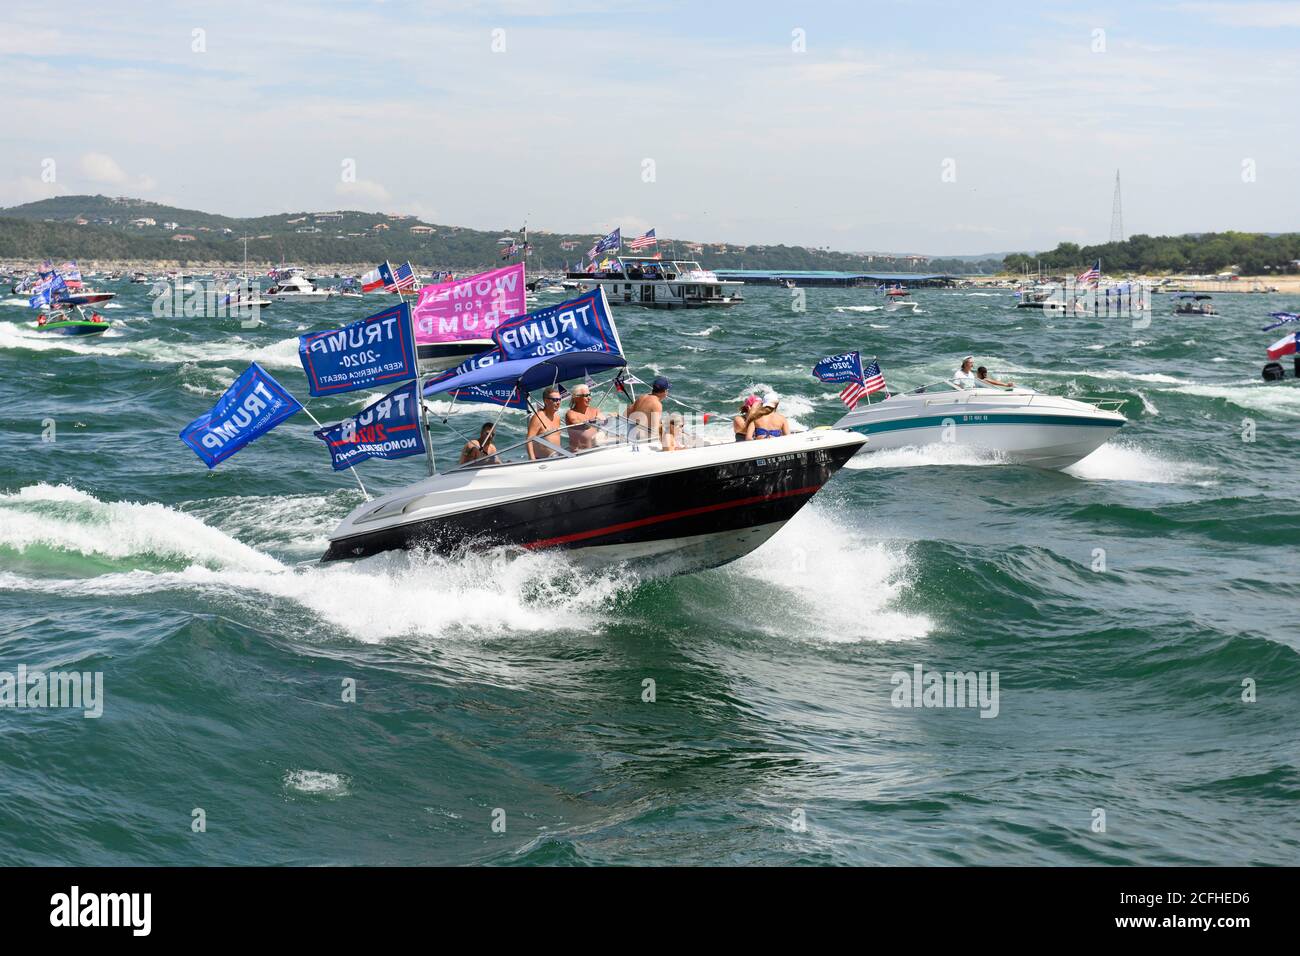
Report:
732,395,761,441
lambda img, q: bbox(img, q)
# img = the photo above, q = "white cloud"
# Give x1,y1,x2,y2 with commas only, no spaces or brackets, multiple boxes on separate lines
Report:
78,152,155,193
335,179,392,204
1177,2,1300,27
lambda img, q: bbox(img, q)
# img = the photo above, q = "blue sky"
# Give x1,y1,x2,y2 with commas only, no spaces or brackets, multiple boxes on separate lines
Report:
3,0,1299,254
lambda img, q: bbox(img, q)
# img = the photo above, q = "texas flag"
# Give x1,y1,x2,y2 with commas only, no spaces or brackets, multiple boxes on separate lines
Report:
1267,331,1299,360
359,263,389,293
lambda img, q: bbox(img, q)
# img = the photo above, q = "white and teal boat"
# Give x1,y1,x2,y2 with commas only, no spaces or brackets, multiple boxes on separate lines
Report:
833,379,1126,470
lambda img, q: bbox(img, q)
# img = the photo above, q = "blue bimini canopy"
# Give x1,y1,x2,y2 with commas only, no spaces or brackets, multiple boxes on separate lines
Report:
423,351,627,397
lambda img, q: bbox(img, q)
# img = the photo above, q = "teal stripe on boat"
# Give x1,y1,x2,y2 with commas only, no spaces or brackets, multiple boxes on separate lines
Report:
851,413,1122,435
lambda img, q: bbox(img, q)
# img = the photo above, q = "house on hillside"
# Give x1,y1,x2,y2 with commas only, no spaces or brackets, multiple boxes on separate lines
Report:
296,226,322,234
163,221,179,231
130,217,157,228
409,225,435,235
172,234,196,242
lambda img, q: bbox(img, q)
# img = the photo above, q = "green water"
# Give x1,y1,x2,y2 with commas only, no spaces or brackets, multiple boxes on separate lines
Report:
1,282,1297,865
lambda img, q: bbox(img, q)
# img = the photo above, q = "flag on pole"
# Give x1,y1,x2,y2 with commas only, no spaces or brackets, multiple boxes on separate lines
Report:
629,228,657,250
593,228,621,255
392,261,417,291
1267,331,1299,360
1076,259,1101,286
360,263,388,293
1263,311,1300,332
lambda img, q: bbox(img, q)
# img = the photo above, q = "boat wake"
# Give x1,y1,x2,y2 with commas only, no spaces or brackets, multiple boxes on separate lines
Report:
0,483,640,642
843,443,1006,470
711,502,931,644
1171,381,1300,419
1063,441,1217,484
0,320,131,355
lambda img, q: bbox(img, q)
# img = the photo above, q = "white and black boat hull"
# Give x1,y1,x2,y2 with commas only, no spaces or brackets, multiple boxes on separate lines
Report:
321,431,864,569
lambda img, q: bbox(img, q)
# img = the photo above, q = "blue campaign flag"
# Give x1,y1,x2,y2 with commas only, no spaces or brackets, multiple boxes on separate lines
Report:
594,228,621,255
179,363,303,468
298,302,419,396
28,273,66,309
812,350,865,385
313,380,426,471
1263,311,1300,332
493,287,623,362
424,346,528,409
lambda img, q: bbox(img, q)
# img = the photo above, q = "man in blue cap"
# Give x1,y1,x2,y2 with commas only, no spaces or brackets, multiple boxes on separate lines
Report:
626,375,671,444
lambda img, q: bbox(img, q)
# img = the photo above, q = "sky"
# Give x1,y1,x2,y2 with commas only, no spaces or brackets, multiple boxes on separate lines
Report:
3,0,1299,255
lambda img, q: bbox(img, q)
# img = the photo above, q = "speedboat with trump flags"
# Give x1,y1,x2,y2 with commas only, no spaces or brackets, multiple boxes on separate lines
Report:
321,288,864,570
411,263,527,370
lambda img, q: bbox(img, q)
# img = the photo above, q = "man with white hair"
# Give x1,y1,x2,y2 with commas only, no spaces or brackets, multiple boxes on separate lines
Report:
953,355,978,387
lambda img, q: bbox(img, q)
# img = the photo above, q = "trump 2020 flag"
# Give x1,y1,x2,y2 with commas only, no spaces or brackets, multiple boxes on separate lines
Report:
313,380,426,471
424,346,528,409
593,228,621,255
493,287,623,362
298,302,418,396
812,350,865,385
179,363,303,468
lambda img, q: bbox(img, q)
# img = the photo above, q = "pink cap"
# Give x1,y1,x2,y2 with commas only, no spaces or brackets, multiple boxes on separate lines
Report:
743,395,760,409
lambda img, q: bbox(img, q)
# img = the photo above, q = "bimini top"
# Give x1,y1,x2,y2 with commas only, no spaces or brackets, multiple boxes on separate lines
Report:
423,350,627,396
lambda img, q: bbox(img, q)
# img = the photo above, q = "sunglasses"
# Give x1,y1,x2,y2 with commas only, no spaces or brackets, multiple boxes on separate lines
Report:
545,395,561,402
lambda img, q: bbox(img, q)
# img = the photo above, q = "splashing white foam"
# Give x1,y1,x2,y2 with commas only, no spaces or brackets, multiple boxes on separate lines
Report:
0,320,131,356
0,484,282,570
844,443,1005,470
1171,382,1300,419
833,305,882,313
0,485,640,641
1063,441,1215,484
682,325,721,337
717,504,930,644
283,770,349,796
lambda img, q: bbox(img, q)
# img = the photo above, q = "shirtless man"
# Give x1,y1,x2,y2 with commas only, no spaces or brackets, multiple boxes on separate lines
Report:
625,376,670,444
527,389,565,459
564,383,605,452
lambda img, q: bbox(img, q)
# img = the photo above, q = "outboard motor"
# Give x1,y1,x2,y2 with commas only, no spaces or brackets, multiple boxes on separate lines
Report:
1262,362,1285,382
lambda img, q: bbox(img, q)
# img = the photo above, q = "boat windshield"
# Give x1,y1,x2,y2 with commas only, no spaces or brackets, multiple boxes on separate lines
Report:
446,410,719,473
903,378,1019,395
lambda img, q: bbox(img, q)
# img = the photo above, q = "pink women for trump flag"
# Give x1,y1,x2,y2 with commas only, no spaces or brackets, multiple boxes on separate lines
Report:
411,263,527,345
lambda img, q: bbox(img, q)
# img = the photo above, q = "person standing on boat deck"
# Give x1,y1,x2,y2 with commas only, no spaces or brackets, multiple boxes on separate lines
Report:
626,376,670,444
953,356,978,387
747,394,789,440
459,423,499,465
527,389,565,459
565,383,605,452
732,395,760,441
976,366,1014,388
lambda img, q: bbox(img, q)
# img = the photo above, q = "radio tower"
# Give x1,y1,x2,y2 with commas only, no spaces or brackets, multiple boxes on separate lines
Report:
1110,169,1124,243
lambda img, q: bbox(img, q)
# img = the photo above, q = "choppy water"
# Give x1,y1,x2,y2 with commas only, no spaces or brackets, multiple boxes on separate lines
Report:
1,282,1297,865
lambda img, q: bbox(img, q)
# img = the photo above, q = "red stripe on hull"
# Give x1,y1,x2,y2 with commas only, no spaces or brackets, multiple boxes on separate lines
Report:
523,484,823,550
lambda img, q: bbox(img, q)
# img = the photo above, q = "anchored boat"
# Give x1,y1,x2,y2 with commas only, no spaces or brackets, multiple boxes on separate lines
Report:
572,256,744,309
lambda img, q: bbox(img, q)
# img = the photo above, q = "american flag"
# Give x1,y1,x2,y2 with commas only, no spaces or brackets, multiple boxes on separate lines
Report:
1076,259,1101,286
840,360,886,409
392,261,417,291
629,228,656,250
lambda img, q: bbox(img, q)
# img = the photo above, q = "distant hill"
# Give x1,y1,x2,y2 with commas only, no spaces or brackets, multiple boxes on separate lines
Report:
0,195,1000,274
